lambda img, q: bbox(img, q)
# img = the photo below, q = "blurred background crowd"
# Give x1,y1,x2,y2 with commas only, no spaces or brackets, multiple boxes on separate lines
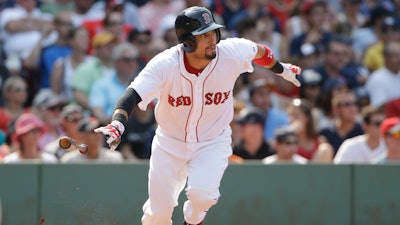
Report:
0,0,399,164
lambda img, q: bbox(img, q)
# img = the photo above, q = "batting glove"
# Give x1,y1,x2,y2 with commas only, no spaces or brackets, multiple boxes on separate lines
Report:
94,120,125,151
277,63,301,87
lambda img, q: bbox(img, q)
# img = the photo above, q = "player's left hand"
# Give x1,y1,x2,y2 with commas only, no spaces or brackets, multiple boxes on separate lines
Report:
277,63,301,87
94,120,125,151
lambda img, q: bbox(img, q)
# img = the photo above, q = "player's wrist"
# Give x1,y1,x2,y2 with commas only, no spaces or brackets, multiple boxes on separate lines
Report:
110,120,125,135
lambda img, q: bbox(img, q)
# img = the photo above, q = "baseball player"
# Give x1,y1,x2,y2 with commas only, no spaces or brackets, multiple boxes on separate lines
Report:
95,6,301,225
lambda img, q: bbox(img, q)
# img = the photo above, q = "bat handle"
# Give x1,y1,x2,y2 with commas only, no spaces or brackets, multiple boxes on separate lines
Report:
74,142,88,154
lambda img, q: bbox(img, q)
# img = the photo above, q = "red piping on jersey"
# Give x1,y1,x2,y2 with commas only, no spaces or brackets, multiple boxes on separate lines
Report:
196,49,220,142
181,74,194,143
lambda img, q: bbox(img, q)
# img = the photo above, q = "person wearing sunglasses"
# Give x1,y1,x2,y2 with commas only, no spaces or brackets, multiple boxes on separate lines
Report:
44,104,84,159
319,90,365,155
32,89,69,150
88,42,140,126
375,117,400,163
334,105,387,164
263,125,308,164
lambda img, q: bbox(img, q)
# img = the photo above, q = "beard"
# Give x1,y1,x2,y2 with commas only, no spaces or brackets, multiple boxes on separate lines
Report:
205,50,216,60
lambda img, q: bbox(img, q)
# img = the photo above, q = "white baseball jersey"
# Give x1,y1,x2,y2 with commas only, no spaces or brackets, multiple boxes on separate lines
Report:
130,38,258,143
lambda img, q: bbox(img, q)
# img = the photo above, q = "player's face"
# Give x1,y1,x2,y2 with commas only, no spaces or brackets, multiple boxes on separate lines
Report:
194,30,217,60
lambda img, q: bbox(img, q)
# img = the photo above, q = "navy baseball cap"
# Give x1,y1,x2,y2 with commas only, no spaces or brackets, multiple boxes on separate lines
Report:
236,110,265,126
274,126,297,143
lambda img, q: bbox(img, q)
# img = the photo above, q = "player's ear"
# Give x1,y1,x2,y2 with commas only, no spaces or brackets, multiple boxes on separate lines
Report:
182,36,197,53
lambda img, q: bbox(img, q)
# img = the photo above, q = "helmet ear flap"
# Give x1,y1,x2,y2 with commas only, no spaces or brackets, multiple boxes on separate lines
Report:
182,35,197,53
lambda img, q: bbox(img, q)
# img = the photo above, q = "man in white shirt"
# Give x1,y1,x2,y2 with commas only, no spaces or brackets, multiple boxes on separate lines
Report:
263,126,308,164
366,41,400,107
0,0,53,68
334,106,386,164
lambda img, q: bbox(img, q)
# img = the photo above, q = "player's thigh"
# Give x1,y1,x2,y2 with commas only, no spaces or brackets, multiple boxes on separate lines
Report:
187,140,231,190
148,142,188,205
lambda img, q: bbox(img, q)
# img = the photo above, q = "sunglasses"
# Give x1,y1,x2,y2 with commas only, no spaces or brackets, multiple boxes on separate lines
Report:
280,140,298,146
48,105,64,112
369,120,383,127
119,57,137,63
65,116,83,123
12,87,27,93
337,101,356,107
108,21,123,26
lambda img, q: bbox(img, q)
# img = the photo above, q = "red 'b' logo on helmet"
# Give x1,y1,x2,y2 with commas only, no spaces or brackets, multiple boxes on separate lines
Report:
202,13,211,24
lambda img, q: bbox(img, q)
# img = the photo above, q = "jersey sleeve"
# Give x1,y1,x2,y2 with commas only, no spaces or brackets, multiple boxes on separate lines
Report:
129,52,168,111
219,38,259,74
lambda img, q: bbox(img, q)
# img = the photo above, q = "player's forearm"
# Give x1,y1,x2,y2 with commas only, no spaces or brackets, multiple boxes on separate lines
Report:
253,44,284,73
112,87,142,125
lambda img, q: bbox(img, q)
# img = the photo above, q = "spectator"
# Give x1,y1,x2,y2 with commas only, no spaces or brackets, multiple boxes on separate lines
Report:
70,31,117,110
263,125,308,164
247,79,290,142
351,4,393,62
232,109,274,160
0,0,53,72
119,105,156,160
3,113,58,163
89,0,142,29
159,14,179,49
60,117,124,163
313,36,353,90
287,98,333,162
363,16,400,72
23,10,75,96
318,76,349,129
284,0,310,46
293,43,321,70
128,28,153,70
70,0,104,26
235,17,260,42
44,103,84,159
319,90,364,155
365,41,400,107
32,89,68,150
298,69,322,108
333,0,366,38
375,117,400,163
289,0,332,59
334,105,387,164
50,26,94,100
256,10,288,61
0,76,30,135
209,0,249,31
89,42,140,124
83,9,133,54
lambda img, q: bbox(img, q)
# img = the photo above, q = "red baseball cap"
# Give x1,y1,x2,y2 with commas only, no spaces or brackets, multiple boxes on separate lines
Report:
15,113,45,138
380,117,400,137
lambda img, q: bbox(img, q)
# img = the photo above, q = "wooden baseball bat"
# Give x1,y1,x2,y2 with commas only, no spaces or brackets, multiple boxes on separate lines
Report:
59,136,88,154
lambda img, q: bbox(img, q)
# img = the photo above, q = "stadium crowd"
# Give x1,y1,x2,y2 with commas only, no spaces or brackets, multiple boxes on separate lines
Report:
0,0,399,164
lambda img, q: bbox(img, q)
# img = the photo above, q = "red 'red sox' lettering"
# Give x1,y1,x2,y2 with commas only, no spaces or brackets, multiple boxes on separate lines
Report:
168,91,230,107
205,91,230,105
168,95,192,107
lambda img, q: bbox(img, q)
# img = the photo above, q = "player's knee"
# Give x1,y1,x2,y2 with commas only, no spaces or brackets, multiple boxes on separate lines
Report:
186,188,218,210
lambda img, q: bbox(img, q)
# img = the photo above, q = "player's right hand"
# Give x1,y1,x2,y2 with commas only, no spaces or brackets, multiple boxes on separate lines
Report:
277,63,301,87
94,120,125,151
